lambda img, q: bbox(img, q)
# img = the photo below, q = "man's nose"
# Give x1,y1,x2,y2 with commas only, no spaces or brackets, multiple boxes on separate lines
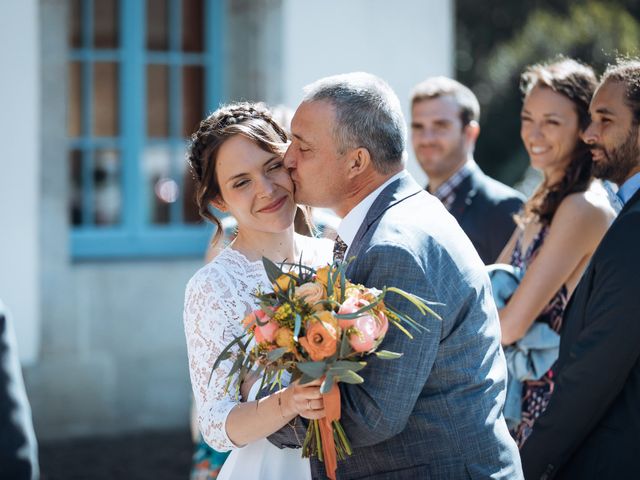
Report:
284,144,296,169
581,122,597,144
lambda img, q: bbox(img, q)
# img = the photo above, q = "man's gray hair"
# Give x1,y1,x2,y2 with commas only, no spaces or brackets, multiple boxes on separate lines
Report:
302,72,406,174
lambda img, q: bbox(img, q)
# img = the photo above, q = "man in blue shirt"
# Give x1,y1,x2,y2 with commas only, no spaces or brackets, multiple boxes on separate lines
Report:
521,58,640,479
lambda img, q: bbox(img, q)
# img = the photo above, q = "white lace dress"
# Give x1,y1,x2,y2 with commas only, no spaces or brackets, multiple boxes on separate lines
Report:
183,236,332,480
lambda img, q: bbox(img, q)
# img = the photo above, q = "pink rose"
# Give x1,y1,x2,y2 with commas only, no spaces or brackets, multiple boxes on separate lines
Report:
374,311,389,339
337,297,369,330
253,310,278,343
348,314,378,352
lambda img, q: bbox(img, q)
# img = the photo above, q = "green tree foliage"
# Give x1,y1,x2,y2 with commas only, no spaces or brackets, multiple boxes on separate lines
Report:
457,1,640,185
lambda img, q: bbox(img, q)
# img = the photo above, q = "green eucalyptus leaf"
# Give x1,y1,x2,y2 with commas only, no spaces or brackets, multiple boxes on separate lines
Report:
320,373,335,394
293,312,302,341
336,369,364,384
296,361,327,379
266,347,288,362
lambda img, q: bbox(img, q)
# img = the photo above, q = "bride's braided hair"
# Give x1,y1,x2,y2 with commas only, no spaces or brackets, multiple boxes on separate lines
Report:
187,102,290,245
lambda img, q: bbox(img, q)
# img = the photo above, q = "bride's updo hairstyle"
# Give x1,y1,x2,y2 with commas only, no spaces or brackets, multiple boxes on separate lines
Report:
517,58,597,226
188,102,290,245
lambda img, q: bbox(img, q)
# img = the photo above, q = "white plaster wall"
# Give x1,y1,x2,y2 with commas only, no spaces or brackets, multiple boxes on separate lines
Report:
0,0,40,364
281,0,453,185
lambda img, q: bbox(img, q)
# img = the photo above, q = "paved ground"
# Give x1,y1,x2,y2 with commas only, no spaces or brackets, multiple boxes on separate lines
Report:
39,429,194,480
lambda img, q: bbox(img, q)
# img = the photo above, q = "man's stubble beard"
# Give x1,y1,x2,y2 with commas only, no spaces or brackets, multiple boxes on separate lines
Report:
593,125,640,185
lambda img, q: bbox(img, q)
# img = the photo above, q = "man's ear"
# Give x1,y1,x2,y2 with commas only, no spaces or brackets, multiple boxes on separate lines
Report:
346,147,372,179
210,197,227,212
464,120,480,148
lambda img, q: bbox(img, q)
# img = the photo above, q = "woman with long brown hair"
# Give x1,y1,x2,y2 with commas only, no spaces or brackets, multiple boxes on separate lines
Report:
496,58,616,446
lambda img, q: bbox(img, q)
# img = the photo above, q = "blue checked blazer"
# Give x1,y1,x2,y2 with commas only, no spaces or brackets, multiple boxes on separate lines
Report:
267,172,523,479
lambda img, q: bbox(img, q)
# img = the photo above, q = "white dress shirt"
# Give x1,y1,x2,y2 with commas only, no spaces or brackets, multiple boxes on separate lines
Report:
336,171,405,258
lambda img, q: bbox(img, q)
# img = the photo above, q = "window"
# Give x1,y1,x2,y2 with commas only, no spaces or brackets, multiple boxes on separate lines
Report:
68,0,223,258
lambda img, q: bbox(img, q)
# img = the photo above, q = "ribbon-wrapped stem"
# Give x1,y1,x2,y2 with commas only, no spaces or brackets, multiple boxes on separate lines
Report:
301,383,350,480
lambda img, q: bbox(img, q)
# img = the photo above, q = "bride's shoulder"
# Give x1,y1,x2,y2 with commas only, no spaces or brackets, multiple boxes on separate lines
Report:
186,247,242,292
296,234,333,265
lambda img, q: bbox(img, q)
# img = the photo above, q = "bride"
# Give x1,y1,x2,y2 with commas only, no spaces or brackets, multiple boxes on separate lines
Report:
183,103,332,479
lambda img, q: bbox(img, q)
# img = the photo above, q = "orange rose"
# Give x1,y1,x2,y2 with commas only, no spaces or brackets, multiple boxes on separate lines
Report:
273,273,297,293
295,282,326,309
299,316,338,361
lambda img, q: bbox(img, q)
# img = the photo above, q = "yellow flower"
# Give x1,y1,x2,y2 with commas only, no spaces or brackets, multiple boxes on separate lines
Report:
315,266,331,287
275,327,294,349
273,273,297,293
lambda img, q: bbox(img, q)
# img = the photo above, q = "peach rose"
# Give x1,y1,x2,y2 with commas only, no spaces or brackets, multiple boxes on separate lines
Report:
299,317,338,361
348,314,379,353
295,282,325,308
273,273,297,293
374,311,389,339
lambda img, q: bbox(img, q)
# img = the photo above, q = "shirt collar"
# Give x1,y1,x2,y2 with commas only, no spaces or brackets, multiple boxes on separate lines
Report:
617,171,640,205
428,160,476,198
337,171,405,249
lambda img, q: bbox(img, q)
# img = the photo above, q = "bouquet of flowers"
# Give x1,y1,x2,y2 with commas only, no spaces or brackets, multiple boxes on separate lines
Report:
212,257,440,480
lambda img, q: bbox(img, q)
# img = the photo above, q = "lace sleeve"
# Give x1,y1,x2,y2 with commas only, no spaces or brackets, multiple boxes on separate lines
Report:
183,260,254,452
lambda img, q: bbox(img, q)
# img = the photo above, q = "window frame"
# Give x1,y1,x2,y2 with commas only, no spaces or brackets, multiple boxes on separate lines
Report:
69,0,223,259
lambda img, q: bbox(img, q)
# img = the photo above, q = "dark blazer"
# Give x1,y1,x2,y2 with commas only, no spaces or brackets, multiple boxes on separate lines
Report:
521,188,640,480
447,165,524,264
0,300,39,479
267,172,522,479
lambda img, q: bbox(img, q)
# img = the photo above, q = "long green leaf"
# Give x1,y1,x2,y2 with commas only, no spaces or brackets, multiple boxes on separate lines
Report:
375,350,403,360
262,256,284,284
209,334,246,385
339,330,352,357
386,287,443,320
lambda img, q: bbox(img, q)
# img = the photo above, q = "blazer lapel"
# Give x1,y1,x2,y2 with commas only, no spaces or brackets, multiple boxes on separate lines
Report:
348,171,423,259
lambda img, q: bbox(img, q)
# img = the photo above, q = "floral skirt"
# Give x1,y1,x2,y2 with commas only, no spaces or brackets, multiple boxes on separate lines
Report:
190,435,230,480
513,370,554,448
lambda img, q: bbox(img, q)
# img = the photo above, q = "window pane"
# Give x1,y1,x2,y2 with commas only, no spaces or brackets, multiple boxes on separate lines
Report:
94,149,121,225
69,0,82,48
143,145,173,224
147,0,169,50
69,149,83,225
68,62,83,137
182,162,202,224
94,0,119,49
93,62,119,136
147,65,170,137
183,65,204,137
182,0,204,52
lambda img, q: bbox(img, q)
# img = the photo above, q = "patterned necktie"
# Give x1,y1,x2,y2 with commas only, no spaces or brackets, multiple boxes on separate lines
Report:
332,235,348,262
